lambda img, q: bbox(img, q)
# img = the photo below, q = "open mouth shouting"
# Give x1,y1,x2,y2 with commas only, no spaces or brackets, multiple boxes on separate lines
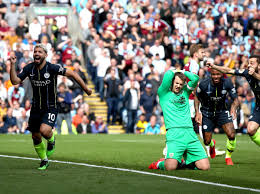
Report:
34,55,41,63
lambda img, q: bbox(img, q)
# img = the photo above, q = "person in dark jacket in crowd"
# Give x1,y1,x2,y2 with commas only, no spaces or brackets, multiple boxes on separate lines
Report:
56,83,73,134
104,68,122,125
123,80,139,133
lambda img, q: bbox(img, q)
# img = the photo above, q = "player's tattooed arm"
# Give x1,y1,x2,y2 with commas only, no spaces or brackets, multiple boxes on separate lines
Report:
207,62,235,74
9,52,22,85
194,94,202,125
65,68,92,96
230,98,239,120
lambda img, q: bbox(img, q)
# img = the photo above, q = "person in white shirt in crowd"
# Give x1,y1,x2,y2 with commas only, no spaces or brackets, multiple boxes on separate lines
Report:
149,39,165,60
28,17,42,42
94,49,111,101
79,1,93,34
0,78,7,102
12,100,24,122
152,53,166,75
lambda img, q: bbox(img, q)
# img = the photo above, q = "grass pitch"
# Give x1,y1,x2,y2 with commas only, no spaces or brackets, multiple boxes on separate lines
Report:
0,134,259,194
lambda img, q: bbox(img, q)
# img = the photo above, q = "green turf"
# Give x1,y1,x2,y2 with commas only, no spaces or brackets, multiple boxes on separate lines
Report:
0,134,259,194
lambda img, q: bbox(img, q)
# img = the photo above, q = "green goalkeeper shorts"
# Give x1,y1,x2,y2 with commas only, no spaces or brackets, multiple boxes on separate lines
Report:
165,127,207,165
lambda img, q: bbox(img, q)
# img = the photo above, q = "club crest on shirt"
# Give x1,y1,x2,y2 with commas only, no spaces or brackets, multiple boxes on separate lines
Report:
44,73,50,79
169,153,174,158
221,90,227,94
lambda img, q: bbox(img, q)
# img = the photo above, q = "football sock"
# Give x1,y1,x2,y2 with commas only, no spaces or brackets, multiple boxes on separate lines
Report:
250,129,260,146
158,160,166,170
226,138,236,158
209,139,215,147
47,133,55,143
34,141,47,160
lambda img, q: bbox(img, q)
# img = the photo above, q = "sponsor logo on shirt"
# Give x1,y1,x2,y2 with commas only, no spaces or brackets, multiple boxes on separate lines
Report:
31,80,51,86
210,96,222,101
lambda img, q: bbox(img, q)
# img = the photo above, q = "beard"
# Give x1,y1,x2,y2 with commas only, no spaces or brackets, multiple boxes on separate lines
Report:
34,56,45,66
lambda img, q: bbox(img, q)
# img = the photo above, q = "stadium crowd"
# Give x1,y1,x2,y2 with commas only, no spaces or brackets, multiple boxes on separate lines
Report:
0,0,259,134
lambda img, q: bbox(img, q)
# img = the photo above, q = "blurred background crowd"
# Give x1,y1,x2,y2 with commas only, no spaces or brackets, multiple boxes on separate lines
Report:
0,0,259,135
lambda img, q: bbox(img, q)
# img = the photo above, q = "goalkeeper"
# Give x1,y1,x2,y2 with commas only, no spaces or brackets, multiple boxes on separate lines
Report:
149,69,209,170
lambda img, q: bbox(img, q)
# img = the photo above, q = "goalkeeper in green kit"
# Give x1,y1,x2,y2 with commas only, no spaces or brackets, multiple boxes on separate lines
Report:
148,69,210,170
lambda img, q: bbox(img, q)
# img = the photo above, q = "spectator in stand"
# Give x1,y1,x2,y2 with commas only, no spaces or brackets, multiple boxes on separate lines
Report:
0,78,7,102
152,53,166,75
80,102,95,123
56,26,70,46
56,83,73,134
91,116,108,134
94,49,111,101
8,84,25,108
76,114,91,134
19,49,33,65
0,0,7,19
149,39,165,59
58,38,82,64
102,11,117,35
104,68,121,125
79,1,93,35
0,99,7,122
28,17,41,42
0,107,18,134
24,99,31,117
135,113,147,134
144,114,160,135
12,100,24,119
69,61,87,98
17,109,29,134
139,12,153,37
153,13,169,37
72,107,84,128
123,80,139,133
140,83,157,121
4,3,19,29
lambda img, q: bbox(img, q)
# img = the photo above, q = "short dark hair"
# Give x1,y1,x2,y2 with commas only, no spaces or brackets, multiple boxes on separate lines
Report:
189,44,204,57
249,55,260,64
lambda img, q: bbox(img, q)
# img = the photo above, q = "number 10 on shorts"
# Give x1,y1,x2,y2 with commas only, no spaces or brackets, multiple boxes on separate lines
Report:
48,113,56,121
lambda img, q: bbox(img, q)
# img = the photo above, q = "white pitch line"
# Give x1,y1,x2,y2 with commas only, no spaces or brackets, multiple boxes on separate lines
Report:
0,154,260,193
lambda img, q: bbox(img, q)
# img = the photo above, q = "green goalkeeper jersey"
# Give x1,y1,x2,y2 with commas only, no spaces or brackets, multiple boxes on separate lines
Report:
157,70,199,130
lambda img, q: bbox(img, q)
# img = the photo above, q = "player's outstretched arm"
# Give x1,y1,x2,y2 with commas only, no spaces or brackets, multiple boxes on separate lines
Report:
10,53,22,85
65,69,92,96
207,63,235,74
